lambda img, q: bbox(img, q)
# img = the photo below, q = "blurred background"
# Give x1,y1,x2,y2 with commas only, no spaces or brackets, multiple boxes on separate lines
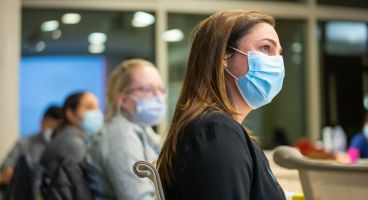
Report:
0,0,368,160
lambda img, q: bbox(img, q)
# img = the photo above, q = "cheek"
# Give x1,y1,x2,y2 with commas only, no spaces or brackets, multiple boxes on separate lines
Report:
76,111,85,122
228,57,249,77
121,97,137,112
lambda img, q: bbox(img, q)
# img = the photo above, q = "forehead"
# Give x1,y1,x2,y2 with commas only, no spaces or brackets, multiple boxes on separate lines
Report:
79,93,98,105
238,22,281,48
130,65,163,87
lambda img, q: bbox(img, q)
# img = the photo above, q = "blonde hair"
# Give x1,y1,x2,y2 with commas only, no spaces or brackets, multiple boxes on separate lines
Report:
106,58,155,121
158,10,275,187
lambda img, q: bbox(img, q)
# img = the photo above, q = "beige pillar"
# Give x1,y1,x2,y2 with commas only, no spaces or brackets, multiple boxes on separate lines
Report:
306,0,321,141
0,0,20,161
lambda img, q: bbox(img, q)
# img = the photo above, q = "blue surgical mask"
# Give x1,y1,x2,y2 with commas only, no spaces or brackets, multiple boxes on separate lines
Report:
133,95,166,126
226,46,285,109
80,109,104,136
43,128,53,143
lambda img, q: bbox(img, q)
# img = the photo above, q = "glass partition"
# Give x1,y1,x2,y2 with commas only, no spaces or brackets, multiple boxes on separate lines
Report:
21,9,156,136
319,20,368,140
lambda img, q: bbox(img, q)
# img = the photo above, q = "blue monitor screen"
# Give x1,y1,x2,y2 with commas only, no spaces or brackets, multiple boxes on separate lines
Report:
20,55,106,137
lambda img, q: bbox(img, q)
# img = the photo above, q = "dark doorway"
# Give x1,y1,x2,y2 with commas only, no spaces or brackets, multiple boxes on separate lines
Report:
323,55,365,139
320,21,368,141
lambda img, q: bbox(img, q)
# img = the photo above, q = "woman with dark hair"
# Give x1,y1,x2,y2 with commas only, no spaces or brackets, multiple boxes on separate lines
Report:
158,10,286,199
40,91,103,177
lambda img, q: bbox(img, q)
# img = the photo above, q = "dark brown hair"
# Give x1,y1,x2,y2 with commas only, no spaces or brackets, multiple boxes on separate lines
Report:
61,91,86,126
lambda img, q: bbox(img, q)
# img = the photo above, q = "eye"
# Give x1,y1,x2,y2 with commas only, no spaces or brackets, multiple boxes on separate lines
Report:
260,45,271,53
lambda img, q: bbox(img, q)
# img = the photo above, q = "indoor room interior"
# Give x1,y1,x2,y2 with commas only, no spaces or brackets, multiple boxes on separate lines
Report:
0,0,367,199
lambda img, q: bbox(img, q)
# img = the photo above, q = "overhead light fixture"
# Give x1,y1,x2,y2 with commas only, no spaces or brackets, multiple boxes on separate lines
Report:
162,29,184,42
326,21,366,45
291,42,303,53
132,11,155,27
88,32,107,44
41,20,59,32
52,29,62,40
62,13,81,24
35,41,46,52
88,43,105,54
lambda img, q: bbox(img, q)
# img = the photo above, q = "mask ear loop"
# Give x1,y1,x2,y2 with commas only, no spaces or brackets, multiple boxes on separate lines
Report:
224,62,239,80
228,45,249,56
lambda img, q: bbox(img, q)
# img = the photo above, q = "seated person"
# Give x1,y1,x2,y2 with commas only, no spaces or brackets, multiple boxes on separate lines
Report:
84,59,166,200
40,91,103,177
346,113,368,163
0,106,62,185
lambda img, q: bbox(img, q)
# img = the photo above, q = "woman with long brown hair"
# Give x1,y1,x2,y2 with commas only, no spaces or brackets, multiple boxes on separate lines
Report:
158,10,286,199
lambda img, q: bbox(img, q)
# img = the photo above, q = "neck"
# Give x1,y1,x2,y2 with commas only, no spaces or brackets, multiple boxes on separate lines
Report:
69,124,85,138
233,103,252,124
226,73,253,124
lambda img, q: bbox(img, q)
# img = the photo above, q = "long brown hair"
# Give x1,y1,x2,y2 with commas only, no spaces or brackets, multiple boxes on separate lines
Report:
157,10,275,187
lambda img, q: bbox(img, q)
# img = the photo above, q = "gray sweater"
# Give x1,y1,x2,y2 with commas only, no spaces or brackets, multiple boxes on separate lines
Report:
84,114,160,200
1,134,47,169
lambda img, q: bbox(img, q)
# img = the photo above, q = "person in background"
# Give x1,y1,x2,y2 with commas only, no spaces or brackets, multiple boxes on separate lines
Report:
0,106,62,185
157,10,286,200
345,112,368,163
40,91,104,177
84,59,166,200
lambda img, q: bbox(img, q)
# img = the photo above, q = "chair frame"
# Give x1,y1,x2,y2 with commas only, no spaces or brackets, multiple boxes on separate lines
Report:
133,161,166,200
273,146,368,200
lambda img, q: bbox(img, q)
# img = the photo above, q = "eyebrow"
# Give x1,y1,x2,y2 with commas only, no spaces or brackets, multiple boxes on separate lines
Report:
260,38,283,54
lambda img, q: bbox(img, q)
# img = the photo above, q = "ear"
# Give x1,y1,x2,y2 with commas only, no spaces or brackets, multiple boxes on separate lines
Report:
66,108,80,126
224,54,232,67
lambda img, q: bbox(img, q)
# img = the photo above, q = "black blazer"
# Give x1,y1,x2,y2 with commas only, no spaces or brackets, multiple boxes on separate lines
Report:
164,111,286,200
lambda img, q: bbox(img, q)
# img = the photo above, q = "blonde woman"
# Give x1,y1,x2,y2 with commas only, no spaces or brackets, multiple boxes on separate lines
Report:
158,11,286,200
84,59,166,200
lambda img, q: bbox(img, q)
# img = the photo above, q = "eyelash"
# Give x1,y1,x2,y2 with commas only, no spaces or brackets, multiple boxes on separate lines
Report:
261,45,270,52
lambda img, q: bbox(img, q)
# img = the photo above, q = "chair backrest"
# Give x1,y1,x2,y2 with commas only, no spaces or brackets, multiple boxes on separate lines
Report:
133,161,165,200
273,146,368,200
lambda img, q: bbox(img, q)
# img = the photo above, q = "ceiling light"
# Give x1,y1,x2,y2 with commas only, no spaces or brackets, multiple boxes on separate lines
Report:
88,43,105,54
35,41,46,52
132,11,155,27
291,42,303,53
41,20,59,32
52,29,62,40
62,13,81,24
88,32,107,44
326,21,367,44
162,29,184,42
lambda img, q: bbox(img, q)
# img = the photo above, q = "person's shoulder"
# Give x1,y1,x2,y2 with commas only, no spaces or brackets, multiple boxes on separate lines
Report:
183,111,247,147
105,115,136,136
186,111,243,135
16,134,37,147
351,133,367,143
